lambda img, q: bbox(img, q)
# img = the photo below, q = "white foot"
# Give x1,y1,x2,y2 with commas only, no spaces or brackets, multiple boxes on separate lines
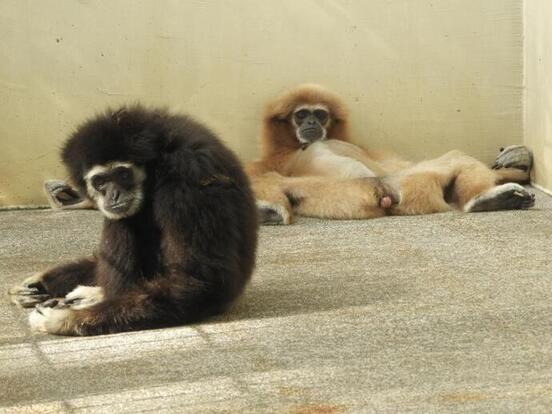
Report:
29,306,72,334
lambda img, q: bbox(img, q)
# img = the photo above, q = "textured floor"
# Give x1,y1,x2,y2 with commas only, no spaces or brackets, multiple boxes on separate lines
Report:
1,188,551,413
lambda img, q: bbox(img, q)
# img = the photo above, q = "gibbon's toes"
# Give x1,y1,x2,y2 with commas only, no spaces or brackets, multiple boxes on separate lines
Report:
520,192,536,209
257,200,291,225
8,274,50,308
492,145,533,171
465,183,536,212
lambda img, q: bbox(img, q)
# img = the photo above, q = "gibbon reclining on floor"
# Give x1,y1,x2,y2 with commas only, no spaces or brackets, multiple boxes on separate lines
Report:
10,106,258,335
246,84,535,224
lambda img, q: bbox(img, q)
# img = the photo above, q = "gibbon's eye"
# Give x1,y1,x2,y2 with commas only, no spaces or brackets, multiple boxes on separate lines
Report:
91,175,106,191
295,109,309,120
116,168,132,182
314,110,329,124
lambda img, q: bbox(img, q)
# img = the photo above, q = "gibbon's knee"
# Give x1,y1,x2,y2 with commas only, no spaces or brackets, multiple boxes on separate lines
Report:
393,173,451,215
14,105,258,336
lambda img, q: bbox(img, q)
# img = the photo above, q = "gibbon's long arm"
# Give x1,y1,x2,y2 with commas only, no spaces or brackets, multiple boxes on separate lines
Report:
251,172,396,224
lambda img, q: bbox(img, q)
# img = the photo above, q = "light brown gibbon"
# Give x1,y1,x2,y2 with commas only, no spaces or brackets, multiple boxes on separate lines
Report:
246,84,535,225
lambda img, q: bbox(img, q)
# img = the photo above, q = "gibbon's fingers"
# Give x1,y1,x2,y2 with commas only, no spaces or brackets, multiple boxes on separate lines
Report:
43,180,93,210
492,145,533,171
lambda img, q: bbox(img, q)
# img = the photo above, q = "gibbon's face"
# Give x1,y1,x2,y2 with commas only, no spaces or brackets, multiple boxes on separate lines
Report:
291,104,330,144
84,162,146,220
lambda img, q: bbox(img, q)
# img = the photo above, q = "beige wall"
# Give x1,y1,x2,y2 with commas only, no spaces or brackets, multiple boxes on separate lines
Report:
0,0,524,206
524,0,552,192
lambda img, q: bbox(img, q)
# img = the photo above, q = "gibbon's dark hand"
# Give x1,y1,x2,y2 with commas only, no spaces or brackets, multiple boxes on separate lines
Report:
492,145,533,171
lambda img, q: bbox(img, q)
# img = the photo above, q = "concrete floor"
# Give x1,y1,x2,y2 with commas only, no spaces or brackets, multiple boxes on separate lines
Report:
1,188,552,413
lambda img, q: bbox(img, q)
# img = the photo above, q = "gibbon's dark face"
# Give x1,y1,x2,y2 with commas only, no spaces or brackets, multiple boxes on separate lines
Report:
85,162,146,220
291,104,330,144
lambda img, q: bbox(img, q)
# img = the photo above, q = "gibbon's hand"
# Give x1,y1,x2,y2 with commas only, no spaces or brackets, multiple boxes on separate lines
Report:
492,145,533,171
8,273,50,308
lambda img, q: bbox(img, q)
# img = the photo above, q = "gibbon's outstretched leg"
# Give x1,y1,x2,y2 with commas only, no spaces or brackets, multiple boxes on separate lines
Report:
252,146,535,223
252,172,396,223
8,258,96,308
392,150,534,215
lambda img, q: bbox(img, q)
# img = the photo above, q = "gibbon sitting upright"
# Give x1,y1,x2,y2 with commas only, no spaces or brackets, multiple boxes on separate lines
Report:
10,106,258,336
247,84,534,225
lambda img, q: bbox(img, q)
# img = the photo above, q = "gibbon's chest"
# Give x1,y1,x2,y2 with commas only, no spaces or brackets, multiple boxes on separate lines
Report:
284,140,378,179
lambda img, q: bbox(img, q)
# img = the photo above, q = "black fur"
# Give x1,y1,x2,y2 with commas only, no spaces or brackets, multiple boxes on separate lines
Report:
38,105,258,335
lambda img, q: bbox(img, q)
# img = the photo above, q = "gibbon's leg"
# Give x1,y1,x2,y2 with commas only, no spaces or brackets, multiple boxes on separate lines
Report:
447,151,534,212
392,150,534,215
8,258,96,308
28,222,225,336
390,172,453,215
29,277,213,335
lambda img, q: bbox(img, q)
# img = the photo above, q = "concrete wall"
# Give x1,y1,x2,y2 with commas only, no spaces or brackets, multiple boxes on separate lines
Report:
524,0,552,193
0,0,524,206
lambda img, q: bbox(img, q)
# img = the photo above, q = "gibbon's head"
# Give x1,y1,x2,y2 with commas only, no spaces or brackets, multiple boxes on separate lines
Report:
61,105,163,220
83,161,146,220
290,104,330,144
261,84,350,155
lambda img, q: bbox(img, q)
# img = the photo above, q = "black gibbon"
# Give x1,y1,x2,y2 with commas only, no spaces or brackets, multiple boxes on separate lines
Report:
246,84,535,224
9,105,258,336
